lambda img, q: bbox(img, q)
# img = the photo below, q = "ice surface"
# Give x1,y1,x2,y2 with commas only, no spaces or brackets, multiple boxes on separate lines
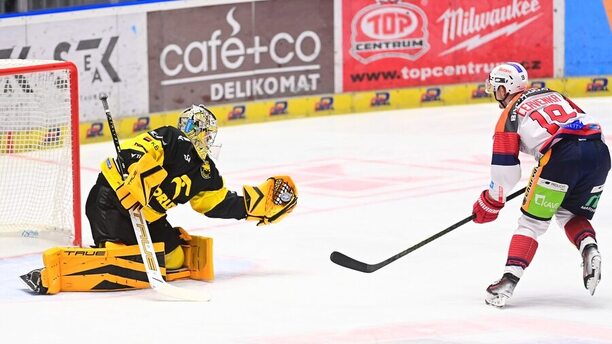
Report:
2,98,612,343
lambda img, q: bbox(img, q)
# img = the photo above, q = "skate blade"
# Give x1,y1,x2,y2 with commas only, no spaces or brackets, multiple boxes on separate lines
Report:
585,255,602,296
485,294,508,308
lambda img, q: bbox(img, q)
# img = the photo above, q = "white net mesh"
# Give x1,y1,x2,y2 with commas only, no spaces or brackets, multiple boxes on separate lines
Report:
0,59,78,245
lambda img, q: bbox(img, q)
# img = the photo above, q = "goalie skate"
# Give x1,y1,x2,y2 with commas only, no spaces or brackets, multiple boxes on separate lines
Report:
20,269,47,295
582,244,601,296
485,273,519,308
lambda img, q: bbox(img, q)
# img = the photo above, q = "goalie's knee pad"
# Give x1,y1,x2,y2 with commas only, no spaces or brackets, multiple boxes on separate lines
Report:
27,243,166,294
165,245,185,270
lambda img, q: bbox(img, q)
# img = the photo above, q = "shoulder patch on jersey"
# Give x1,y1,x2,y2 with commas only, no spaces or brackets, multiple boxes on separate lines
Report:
200,161,211,179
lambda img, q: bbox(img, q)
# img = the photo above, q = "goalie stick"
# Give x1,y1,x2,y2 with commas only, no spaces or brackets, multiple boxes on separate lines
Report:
101,96,210,302
330,187,527,273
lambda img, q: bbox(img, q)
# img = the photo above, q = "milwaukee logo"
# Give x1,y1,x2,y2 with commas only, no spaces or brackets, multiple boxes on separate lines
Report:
437,0,541,55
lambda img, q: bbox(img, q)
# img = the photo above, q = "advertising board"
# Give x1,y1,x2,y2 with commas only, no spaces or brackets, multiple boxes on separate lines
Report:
0,13,149,121
148,0,334,112
343,0,554,91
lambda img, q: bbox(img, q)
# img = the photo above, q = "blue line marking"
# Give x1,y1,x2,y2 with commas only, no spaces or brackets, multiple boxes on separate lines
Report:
0,0,175,19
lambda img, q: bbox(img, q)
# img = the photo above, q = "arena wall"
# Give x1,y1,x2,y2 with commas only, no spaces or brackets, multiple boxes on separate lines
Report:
0,0,609,144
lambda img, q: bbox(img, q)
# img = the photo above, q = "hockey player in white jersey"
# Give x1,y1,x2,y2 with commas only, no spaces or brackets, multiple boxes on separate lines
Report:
472,62,610,307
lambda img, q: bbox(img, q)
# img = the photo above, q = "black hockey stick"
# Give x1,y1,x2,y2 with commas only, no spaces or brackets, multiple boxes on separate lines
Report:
330,187,527,273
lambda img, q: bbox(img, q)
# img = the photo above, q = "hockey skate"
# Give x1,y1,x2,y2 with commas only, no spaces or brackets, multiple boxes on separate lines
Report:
485,273,519,308
582,244,601,296
20,269,47,295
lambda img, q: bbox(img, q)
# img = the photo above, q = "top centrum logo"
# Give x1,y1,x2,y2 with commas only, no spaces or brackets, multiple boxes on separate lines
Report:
350,0,430,63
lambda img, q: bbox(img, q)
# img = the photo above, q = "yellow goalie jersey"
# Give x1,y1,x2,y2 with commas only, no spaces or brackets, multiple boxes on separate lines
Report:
104,126,246,221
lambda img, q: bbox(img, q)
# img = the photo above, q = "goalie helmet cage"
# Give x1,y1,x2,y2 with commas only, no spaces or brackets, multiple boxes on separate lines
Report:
0,59,81,247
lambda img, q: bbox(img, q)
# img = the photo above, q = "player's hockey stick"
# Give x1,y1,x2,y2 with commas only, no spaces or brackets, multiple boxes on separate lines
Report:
330,187,527,273
101,96,210,301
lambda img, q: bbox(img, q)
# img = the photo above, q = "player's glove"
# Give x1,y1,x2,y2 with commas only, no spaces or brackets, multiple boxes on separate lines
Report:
472,190,504,223
243,176,298,226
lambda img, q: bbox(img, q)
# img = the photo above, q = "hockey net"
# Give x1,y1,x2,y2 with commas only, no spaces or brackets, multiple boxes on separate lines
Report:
0,59,81,247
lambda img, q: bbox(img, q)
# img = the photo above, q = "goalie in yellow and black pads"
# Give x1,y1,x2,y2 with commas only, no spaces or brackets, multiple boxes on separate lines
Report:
21,105,298,294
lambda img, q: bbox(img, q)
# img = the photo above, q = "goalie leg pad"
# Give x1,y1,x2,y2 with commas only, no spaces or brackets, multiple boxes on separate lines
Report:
42,247,62,294
184,236,214,281
23,243,166,294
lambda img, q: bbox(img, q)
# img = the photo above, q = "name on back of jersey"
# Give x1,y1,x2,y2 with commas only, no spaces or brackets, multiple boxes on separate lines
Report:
516,93,562,116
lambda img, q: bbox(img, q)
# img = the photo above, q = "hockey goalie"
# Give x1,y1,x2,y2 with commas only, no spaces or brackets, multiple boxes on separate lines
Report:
21,104,298,294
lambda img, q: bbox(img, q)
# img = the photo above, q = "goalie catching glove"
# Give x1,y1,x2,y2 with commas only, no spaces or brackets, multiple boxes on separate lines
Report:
101,154,167,209
243,176,298,226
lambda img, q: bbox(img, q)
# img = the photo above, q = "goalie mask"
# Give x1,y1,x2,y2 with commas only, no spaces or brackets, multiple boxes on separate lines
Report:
178,105,219,160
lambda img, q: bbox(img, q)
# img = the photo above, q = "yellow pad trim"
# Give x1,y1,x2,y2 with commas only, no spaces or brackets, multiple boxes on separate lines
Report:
41,248,62,294
166,268,190,281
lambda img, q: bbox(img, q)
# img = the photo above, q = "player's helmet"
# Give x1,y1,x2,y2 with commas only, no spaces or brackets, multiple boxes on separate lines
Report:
178,104,218,160
485,62,528,96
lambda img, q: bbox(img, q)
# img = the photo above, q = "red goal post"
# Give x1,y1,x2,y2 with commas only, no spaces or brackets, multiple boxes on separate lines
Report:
0,59,81,247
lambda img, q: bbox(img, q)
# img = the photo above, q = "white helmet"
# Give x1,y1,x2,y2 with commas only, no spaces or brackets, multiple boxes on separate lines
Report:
178,104,218,160
485,62,528,96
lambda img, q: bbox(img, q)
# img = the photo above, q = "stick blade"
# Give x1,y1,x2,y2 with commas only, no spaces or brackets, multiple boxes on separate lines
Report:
330,251,376,273
151,280,211,302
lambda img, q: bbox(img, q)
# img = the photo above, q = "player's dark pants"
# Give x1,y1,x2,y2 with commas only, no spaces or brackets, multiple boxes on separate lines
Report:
85,174,182,253
522,138,610,221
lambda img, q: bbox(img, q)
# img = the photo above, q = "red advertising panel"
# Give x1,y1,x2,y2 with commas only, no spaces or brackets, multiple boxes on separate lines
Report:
343,0,553,91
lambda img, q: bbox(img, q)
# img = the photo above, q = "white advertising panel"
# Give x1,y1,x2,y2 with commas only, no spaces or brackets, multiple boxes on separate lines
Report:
0,13,149,121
